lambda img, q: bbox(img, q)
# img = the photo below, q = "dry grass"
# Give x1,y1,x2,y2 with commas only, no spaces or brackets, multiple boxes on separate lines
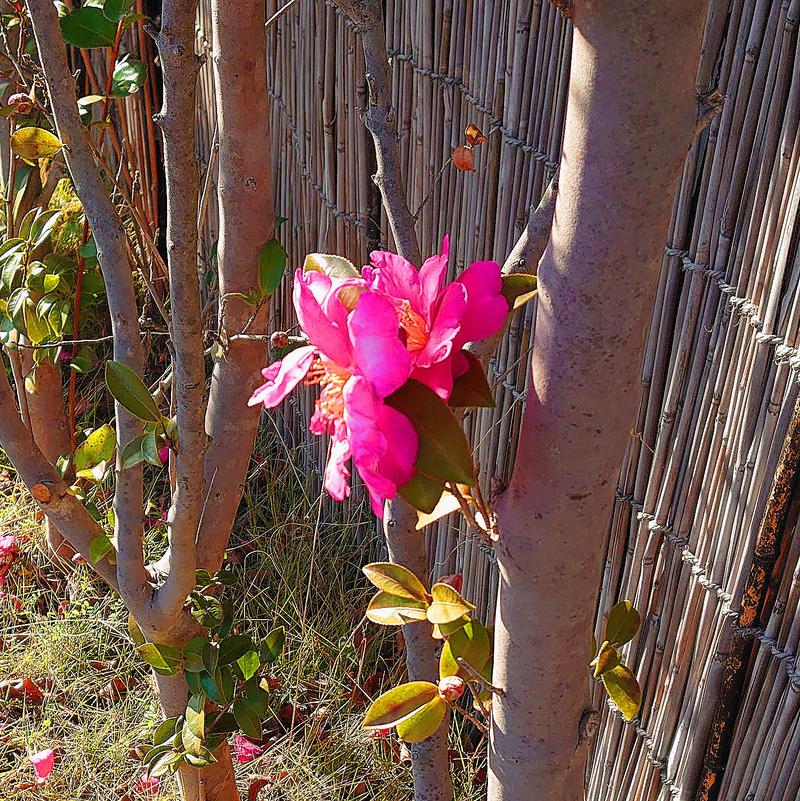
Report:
0,431,486,800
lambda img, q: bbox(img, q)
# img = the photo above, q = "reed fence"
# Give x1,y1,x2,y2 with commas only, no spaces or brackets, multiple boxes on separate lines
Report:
193,1,800,798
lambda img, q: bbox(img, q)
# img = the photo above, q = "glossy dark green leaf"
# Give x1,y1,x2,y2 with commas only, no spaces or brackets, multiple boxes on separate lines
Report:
387,380,474,485
448,351,495,408
218,634,252,665
258,238,287,296
110,55,146,98
259,627,285,663
137,642,182,676
399,471,445,514
60,7,117,48
233,697,263,740
103,0,135,22
105,360,162,422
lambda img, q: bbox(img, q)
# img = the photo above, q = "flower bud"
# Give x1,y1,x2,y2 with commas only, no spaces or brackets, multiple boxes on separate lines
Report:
439,573,463,593
270,331,290,349
7,93,33,115
437,675,465,702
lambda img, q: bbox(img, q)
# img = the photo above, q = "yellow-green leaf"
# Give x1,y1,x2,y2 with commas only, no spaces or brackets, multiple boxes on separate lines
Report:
605,600,641,647
137,642,182,676
363,562,429,602
439,619,491,679
303,253,359,279
426,582,476,625
501,273,537,310
74,424,116,472
592,640,620,678
366,591,429,626
363,681,438,729
11,127,63,161
395,696,447,743
601,664,641,721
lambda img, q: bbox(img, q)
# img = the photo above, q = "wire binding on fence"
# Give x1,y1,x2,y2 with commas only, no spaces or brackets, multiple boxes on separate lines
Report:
605,701,681,797
664,246,800,373
270,89,369,230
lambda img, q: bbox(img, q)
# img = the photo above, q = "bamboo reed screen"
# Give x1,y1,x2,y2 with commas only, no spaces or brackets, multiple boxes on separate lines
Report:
194,0,800,798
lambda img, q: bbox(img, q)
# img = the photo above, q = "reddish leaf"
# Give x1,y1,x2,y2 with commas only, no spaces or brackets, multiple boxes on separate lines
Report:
464,123,487,146
452,144,474,172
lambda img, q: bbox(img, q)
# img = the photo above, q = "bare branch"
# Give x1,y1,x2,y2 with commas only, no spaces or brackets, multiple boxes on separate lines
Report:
467,175,557,367
150,0,207,621
26,0,148,608
0,359,122,595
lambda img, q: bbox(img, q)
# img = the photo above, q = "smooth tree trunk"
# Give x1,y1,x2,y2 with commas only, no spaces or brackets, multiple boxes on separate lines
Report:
488,3,707,800
20,351,74,560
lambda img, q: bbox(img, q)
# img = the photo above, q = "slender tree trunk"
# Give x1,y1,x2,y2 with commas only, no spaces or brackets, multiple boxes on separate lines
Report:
198,0,273,572
20,352,74,560
487,3,707,800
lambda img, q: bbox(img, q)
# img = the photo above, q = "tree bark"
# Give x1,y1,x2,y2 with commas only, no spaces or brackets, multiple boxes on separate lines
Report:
487,3,707,800
198,0,273,572
20,352,74,560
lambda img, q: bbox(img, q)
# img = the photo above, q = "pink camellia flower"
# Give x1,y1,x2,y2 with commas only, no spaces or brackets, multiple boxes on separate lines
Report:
249,269,418,516
0,535,18,586
362,236,507,400
29,748,54,784
133,774,160,796
233,733,267,764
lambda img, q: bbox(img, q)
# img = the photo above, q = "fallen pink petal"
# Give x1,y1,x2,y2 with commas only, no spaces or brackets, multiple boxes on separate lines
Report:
233,733,267,764
29,748,54,784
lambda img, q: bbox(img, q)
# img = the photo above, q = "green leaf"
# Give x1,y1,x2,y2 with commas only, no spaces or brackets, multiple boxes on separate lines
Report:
399,472,445,515
60,7,117,48
448,351,495,408
387,380,475,486
258,238,287,296
233,698,263,740
363,681,439,729
110,54,146,98
198,671,223,704
362,563,429,602
128,614,145,646
10,128,63,161
185,693,205,740
395,696,447,744
237,650,260,682
601,664,641,722
439,619,490,679
74,424,116,472
605,600,641,647
103,0,134,21
105,360,162,422
426,582,476,625
218,634,252,665
366,591,429,626
181,717,203,756
182,638,207,673
189,593,224,628
152,717,180,747
137,643,182,676
184,748,217,768
500,273,537,310
88,534,115,565
259,627,285,663
28,209,62,249
592,641,620,678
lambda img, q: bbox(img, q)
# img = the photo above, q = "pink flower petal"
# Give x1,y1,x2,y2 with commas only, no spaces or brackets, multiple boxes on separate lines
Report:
455,260,508,345
29,749,54,784
233,733,267,764
248,345,316,408
416,281,467,368
418,235,450,317
133,775,160,796
368,250,421,307
411,360,454,401
324,419,352,501
294,271,352,366
348,291,411,397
